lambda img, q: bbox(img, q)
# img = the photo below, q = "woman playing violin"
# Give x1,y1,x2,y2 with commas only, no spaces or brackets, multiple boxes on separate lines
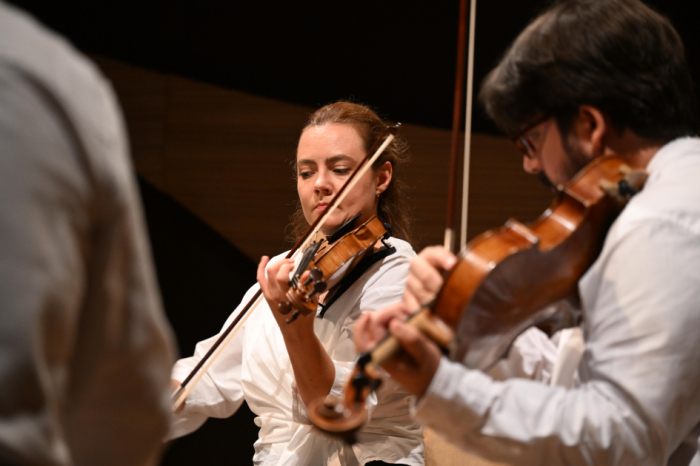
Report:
168,101,424,466
355,1,700,465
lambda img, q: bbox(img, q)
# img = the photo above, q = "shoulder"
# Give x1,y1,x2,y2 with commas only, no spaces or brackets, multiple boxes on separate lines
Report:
0,3,116,114
383,237,417,266
582,142,700,316
358,238,415,295
0,3,130,198
619,137,700,238
364,237,415,282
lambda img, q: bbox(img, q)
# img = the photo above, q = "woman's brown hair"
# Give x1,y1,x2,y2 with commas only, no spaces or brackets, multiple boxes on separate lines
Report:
289,101,412,244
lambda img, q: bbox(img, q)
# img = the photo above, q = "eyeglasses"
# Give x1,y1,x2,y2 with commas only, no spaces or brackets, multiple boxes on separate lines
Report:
510,115,551,159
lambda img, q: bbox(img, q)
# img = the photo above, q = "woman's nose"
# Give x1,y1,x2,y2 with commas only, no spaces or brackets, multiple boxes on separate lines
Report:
314,169,333,194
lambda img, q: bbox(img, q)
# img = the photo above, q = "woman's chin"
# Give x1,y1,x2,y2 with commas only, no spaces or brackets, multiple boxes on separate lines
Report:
313,211,362,236
320,218,347,236
320,224,340,236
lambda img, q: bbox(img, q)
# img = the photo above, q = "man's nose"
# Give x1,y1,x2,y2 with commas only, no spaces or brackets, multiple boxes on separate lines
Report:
523,155,542,175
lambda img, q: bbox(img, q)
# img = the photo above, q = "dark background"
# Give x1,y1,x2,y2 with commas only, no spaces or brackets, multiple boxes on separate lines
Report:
138,179,260,464
10,1,700,134
9,1,699,464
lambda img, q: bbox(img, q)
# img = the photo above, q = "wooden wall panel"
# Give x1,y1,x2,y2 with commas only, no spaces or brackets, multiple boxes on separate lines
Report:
94,55,553,262
96,58,169,188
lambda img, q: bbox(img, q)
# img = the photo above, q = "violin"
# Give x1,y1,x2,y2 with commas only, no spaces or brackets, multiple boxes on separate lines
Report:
278,214,391,323
307,155,647,441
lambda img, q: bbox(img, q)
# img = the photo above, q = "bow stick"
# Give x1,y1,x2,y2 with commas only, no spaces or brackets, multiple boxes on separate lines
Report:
172,123,401,411
445,0,476,252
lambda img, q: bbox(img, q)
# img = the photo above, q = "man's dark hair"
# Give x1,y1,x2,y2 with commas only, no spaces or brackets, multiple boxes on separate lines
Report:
480,0,699,141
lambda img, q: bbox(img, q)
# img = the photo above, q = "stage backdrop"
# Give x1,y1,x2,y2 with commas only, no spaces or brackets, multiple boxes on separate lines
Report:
93,55,550,466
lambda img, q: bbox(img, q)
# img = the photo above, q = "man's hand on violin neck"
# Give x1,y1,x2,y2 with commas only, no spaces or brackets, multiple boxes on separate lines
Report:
354,301,412,352
382,319,442,398
353,302,441,398
404,246,457,311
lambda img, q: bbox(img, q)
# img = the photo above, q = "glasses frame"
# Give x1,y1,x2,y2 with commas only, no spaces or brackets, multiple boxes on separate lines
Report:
510,115,551,159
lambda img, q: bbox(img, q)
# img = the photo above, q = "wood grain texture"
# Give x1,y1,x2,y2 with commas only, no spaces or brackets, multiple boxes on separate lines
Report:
93,55,553,263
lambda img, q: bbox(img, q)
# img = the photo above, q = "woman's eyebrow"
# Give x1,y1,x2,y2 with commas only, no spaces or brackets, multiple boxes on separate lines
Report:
296,158,317,166
326,155,355,164
297,155,355,166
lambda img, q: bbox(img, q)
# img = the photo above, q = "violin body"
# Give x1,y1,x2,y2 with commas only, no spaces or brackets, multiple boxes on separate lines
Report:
279,215,390,321
440,156,646,369
308,155,647,439
314,216,389,281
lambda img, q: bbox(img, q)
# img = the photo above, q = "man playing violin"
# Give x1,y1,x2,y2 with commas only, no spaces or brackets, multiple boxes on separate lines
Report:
354,1,700,465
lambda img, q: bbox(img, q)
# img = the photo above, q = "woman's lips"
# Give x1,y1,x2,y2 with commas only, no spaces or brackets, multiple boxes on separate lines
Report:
316,203,329,210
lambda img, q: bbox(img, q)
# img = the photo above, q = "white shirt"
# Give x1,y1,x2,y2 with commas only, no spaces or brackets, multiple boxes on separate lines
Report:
414,138,700,466
0,3,177,465
170,238,425,466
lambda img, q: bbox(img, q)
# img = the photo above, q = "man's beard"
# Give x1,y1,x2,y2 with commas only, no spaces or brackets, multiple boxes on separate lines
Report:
538,134,593,191
561,134,593,184
537,171,557,192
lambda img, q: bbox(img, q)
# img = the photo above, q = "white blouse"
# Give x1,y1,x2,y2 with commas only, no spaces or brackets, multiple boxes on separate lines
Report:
169,238,424,466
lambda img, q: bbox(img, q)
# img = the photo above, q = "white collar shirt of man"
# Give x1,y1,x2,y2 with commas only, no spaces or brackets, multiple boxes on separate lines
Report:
412,137,700,466
169,238,425,466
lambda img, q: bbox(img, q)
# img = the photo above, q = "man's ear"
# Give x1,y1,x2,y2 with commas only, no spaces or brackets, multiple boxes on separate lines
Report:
573,105,607,157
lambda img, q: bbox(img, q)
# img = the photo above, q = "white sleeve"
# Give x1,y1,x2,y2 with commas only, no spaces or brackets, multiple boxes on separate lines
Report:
290,250,410,423
488,324,584,389
333,258,424,465
290,281,408,425
167,283,261,439
486,326,559,382
413,220,700,465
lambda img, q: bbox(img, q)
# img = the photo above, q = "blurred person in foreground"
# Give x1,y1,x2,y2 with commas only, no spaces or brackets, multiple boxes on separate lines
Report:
0,2,176,465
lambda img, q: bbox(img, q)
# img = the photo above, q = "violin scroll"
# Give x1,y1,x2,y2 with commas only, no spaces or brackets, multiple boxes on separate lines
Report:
308,309,454,441
278,240,328,323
